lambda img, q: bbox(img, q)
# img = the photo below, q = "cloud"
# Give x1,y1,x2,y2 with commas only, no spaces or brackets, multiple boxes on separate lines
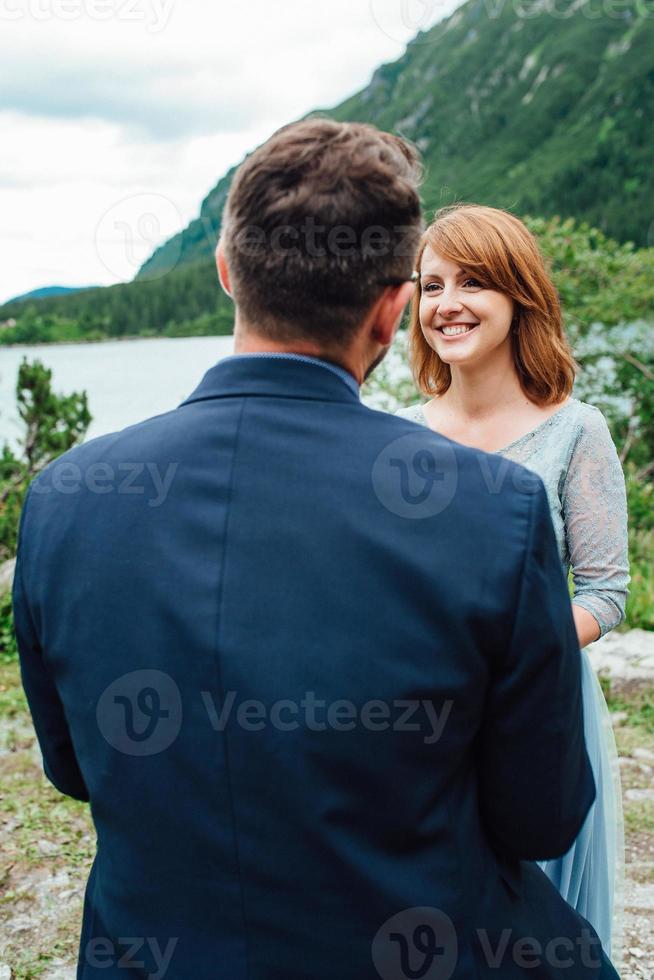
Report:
0,48,270,139
0,112,278,300
0,0,452,139
0,0,459,302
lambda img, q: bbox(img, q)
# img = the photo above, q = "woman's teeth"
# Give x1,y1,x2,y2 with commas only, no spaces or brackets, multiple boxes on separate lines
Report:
441,325,477,336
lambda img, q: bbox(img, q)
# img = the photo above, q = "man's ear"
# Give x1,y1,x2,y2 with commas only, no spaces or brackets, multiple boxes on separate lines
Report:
216,239,232,298
373,281,416,346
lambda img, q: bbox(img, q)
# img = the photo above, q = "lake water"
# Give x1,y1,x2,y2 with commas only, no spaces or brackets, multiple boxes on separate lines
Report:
0,336,237,448
1,323,642,449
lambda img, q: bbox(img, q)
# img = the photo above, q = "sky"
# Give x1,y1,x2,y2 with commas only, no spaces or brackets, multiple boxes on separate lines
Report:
0,0,463,306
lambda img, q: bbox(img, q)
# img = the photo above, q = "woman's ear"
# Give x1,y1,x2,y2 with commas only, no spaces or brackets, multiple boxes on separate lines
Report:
216,239,232,298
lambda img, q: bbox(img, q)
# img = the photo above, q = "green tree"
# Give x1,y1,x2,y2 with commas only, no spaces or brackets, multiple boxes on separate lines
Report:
0,359,91,560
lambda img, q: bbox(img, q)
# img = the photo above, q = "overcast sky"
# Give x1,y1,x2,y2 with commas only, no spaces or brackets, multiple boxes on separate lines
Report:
0,0,464,305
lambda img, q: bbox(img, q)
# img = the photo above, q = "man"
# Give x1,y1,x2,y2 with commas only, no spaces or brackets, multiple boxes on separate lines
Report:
14,118,617,978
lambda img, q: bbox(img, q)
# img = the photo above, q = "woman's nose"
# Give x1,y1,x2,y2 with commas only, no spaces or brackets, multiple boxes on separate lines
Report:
437,287,464,315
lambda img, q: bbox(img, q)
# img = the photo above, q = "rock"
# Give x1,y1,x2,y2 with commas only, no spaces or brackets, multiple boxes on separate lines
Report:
34,870,69,898
0,558,15,596
0,964,11,980
625,788,654,803
627,883,654,912
37,839,60,857
8,914,33,933
589,629,654,689
633,748,654,763
42,967,76,980
612,711,629,727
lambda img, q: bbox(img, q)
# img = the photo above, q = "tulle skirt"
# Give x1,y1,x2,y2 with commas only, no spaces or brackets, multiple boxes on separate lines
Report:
537,647,625,963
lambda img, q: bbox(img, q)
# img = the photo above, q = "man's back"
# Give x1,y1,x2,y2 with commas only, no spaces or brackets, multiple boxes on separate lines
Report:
14,357,605,979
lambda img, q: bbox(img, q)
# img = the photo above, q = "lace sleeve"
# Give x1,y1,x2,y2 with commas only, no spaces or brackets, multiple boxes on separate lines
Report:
561,407,630,638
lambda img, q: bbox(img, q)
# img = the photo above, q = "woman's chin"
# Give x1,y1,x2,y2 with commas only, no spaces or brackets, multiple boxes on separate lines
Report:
435,343,478,364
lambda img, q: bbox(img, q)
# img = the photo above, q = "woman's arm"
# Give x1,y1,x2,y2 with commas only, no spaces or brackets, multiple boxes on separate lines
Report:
562,405,630,648
572,603,601,648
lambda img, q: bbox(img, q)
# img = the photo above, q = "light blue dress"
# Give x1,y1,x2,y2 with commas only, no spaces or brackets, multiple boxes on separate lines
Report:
396,397,630,959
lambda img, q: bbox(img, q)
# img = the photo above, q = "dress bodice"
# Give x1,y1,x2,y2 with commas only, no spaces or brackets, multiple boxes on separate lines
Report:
396,398,630,638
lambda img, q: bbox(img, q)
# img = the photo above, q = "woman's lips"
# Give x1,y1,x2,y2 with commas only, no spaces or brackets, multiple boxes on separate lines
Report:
436,323,480,339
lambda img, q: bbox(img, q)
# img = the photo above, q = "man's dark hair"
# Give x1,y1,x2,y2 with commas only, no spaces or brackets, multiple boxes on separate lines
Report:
221,117,423,348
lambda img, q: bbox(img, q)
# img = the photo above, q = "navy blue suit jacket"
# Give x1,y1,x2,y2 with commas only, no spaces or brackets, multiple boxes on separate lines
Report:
14,356,616,979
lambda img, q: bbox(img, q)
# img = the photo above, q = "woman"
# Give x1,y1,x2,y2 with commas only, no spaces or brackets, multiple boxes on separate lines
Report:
397,204,629,957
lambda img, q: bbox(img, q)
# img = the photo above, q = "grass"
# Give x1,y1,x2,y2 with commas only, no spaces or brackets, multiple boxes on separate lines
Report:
624,801,654,837
602,677,654,734
602,675,654,845
0,661,94,977
625,532,654,632
0,592,18,664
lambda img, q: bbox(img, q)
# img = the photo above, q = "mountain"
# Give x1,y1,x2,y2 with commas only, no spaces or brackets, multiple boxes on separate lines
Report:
5,285,97,304
0,259,232,344
139,0,654,280
138,169,235,281
2,0,652,340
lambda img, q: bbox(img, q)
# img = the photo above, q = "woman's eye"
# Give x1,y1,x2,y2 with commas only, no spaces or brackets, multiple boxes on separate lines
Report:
422,279,483,292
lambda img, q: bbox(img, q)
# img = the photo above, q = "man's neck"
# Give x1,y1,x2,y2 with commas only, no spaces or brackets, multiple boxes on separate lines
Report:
233,328,363,384
234,334,326,359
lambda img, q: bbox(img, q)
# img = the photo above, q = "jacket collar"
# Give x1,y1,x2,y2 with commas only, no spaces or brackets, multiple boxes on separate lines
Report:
180,354,361,408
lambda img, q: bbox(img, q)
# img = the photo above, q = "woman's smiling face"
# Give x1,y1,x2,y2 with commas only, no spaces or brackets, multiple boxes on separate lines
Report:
418,245,515,368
